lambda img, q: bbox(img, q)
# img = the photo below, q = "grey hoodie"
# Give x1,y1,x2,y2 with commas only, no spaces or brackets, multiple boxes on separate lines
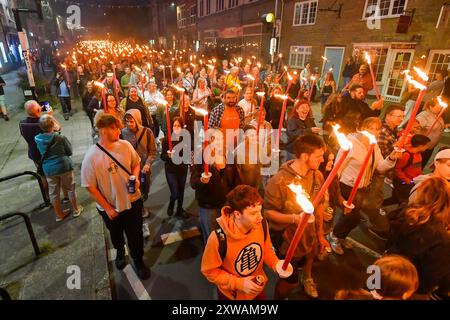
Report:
121,109,157,169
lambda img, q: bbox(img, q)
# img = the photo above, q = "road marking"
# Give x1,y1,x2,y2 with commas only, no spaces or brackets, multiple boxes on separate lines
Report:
160,226,201,245
123,265,152,300
346,237,382,259
108,248,152,300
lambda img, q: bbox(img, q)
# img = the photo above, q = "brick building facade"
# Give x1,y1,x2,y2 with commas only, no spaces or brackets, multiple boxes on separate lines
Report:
196,0,278,62
279,0,450,102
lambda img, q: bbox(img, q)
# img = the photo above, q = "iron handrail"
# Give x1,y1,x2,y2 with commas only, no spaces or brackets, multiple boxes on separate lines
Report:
0,212,40,256
0,171,50,207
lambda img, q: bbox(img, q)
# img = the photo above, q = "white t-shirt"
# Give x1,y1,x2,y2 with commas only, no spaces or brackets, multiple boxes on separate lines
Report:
81,140,141,213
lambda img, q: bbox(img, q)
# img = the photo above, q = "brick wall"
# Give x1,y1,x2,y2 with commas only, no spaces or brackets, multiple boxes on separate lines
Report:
280,0,450,71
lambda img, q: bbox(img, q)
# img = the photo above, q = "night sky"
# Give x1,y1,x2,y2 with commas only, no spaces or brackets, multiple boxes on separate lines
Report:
52,0,155,40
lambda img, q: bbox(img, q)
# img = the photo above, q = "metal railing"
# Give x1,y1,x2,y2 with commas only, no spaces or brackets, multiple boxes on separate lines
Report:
0,212,40,256
0,171,50,207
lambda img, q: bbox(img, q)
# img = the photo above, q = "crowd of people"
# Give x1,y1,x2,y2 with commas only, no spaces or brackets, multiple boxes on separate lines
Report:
18,40,450,300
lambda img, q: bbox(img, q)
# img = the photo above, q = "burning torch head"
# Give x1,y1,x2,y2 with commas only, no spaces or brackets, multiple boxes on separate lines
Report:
287,182,315,214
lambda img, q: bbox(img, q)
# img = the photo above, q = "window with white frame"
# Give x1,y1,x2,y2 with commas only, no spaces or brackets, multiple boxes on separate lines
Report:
289,46,312,68
364,0,407,19
436,4,450,29
353,45,389,82
177,5,187,28
228,0,238,8
216,0,224,12
293,1,318,26
427,51,450,83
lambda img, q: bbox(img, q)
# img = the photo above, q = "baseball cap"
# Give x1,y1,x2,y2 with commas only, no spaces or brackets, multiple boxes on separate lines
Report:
435,148,450,161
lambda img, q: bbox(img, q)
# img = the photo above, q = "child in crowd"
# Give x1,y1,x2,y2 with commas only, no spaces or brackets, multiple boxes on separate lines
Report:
335,255,419,300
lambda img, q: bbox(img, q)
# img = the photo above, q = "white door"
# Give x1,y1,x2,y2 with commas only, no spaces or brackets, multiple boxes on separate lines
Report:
382,49,414,102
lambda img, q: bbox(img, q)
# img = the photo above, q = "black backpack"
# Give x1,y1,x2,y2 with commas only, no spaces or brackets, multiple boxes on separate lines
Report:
214,218,268,261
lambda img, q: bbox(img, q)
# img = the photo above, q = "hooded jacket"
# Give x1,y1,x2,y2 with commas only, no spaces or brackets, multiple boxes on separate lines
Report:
121,109,157,169
264,160,325,258
34,132,73,177
201,207,279,300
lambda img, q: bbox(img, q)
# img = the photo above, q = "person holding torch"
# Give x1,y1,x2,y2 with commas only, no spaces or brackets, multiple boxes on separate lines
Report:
201,185,293,300
327,117,402,255
264,134,330,299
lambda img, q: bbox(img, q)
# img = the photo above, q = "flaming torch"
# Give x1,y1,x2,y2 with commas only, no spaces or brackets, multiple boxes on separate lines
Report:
365,52,380,100
156,98,173,154
280,124,352,271
397,68,429,149
308,76,316,102
192,107,211,179
276,183,315,276
274,94,289,151
256,92,266,137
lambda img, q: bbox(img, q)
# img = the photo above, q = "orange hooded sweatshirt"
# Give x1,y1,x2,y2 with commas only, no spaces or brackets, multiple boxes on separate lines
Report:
201,207,279,300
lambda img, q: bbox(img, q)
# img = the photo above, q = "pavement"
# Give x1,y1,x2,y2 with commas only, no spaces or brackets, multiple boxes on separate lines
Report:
0,66,111,299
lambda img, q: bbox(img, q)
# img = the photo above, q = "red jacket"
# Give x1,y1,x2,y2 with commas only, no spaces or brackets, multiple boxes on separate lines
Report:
394,151,423,182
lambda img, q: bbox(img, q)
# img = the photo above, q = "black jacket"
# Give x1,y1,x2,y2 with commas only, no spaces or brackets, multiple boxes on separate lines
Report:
161,136,189,174
190,164,239,209
387,208,450,294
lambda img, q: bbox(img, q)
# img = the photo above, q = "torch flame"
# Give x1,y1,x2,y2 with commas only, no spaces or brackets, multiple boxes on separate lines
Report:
333,124,353,151
93,81,105,89
256,92,265,97
190,63,196,68
287,73,293,81
245,74,255,81
134,66,142,72
274,94,288,100
413,67,429,82
191,107,208,116
155,98,168,106
360,131,377,145
176,67,182,73
60,64,66,69
437,96,448,109
364,52,371,65
288,183,315,214
310,76,316,81
283,66,288,71
206,64,214,69
403,70,427,91
172,84,186,93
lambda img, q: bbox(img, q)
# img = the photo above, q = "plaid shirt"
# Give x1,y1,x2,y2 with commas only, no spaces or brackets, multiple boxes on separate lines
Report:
208,103,245,129
378,122,398,158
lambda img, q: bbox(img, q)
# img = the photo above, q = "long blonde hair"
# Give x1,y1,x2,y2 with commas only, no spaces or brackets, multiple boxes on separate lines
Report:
407,176,450,226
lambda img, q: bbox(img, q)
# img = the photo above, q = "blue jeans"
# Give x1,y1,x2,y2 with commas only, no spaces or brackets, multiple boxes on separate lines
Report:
199,207,219,245
165,167,188,205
